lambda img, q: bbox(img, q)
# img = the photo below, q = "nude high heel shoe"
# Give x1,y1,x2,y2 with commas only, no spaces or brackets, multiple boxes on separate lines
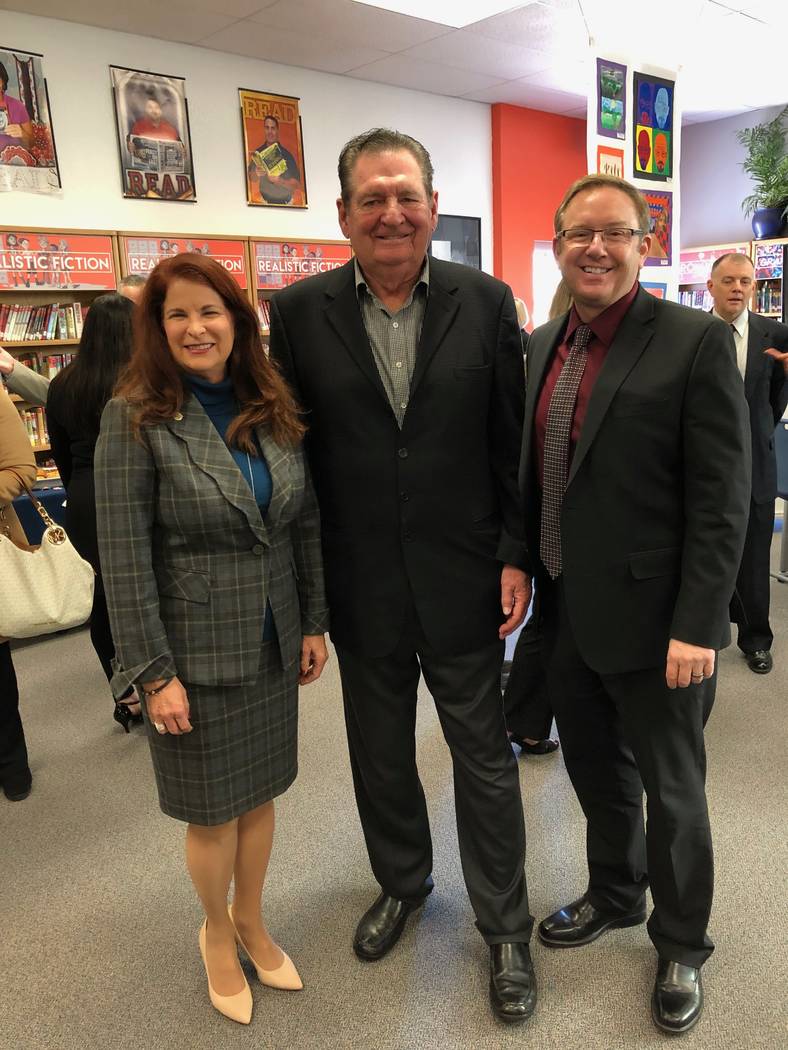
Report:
198,919,253,1024
228,905,303,991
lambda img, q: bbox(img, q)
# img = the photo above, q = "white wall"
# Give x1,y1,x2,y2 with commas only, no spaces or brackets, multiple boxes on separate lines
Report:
680,106,784,248
0,12,493,269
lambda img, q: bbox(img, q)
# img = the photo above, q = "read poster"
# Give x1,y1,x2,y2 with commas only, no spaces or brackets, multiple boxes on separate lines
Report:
240,89,307,208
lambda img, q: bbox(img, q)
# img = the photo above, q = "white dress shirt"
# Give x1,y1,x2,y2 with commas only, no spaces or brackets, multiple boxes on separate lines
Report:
713,307,748,379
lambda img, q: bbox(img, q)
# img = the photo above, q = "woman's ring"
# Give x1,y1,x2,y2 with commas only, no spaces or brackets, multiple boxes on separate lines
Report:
691,673,704,681
154,722,167,734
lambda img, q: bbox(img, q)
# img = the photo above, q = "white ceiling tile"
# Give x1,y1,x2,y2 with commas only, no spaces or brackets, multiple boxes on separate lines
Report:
247,0,451,50
202,19,388,72
0,0,239,41
464,78,584,113
402,28,553,79
347,53,504,96
521,58,590,96
472,2,587,54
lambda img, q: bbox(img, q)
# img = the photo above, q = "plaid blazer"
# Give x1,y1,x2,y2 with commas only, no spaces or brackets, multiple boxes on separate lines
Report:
95,395,328,697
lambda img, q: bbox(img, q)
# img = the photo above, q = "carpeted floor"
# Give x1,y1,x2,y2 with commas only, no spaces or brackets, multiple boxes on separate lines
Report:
1,538,786,1050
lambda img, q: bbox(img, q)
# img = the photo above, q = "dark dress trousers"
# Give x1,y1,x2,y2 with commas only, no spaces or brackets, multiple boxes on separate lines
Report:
521,288,750,967
269,257,533,944
729,311,788,652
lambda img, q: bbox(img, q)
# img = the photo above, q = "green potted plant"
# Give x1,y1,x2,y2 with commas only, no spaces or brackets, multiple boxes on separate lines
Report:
736,105,788,239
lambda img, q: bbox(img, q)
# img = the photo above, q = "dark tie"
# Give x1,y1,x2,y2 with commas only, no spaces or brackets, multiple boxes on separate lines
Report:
540,323,592,579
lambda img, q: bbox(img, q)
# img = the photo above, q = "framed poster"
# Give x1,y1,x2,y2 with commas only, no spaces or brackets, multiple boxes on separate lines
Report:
596,145,624,178
642,189,673,266
633,72,674,181
596,58,626,140
641,281,667,299
119,234,249,289
110,66,196,201
0,230,117,290
240,89,307,208
0,46,60,194
251,239,351,289
428,214,481,270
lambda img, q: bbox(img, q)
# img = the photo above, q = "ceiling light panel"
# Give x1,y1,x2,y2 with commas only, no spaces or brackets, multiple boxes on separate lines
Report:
352,1,530,29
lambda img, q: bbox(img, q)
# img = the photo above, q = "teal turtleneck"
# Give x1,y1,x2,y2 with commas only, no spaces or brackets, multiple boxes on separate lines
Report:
187,372,275,640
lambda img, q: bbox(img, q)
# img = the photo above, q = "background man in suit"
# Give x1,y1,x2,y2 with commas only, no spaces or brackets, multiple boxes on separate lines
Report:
707,252,788,674
269,128,536,1024
0,346,48,405
520,175,750,1035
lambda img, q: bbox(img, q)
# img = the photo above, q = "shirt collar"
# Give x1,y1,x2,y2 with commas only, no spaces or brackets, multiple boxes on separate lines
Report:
354,256,430,303
565,280,640,348
713,307,747,337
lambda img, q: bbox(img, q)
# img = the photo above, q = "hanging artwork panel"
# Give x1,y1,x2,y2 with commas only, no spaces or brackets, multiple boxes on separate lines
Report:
633,71,674,181
0,45,61,194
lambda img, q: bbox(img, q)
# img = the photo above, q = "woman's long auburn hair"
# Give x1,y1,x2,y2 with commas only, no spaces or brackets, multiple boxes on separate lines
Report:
115,253,305,450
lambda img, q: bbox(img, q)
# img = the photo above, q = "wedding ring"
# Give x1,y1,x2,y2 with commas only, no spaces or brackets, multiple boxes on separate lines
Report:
153,722,167,734
690,673,704,681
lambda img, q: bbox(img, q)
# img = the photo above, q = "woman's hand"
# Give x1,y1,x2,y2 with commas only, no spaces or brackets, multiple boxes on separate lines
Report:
141,676,193,735
299,634,328,685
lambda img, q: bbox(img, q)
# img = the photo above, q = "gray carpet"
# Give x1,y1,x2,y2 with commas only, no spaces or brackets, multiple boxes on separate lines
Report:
1,536,787,1050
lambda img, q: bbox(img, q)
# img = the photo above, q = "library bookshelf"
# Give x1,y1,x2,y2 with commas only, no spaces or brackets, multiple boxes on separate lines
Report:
1,226,122,474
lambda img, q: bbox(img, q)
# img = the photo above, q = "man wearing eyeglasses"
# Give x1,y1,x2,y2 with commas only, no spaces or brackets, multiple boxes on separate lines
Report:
518,175,750,1034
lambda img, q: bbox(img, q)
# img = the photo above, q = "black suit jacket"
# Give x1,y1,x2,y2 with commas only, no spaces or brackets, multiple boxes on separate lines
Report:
269,257,525,658
743,311,788,503
521,287,751,675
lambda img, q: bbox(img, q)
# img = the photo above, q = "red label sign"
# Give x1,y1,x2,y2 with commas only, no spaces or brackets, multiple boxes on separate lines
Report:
253,240,351,290
679,246,748,284
0,232,117,290
120,236,249,289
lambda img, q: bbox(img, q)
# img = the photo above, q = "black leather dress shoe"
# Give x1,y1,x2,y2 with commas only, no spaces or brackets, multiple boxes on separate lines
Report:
509,733,559,756
651,959,703,1034
353,891,426,961
2,769,32,802
489,942,536,1024
745,649,772,674
538,894,646,947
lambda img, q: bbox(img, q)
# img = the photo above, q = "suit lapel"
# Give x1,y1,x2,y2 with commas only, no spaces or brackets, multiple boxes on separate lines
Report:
567,288,655,486
323,261,391,408
164,395,267,541
524,314,566,433
744,310,767,399
256,427,292,528
410,260,460,397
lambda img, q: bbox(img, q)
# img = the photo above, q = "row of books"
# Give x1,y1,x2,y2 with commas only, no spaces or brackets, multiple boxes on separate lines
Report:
754,281,782,315
15,352,76,379
257,296,272,330
0,301,85,342
678,289,713,311
19,407,49,448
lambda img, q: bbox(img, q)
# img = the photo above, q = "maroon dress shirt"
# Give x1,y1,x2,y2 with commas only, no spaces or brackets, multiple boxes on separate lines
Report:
534,282,640,487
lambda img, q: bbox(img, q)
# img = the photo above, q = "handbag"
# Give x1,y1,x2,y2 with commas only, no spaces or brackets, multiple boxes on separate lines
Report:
0,486,95,639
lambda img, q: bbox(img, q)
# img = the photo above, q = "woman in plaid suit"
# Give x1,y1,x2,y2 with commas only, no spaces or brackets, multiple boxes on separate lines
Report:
95,254,328,1025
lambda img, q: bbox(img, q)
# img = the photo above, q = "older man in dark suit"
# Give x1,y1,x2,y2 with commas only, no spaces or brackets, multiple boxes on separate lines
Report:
520,175,750,1035
269,129,535,1024
707,252,788,674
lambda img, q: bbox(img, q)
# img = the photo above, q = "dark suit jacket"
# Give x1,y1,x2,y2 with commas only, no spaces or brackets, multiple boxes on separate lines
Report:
742,311,788,503
95,396,328,695
269,257,525,659
521,287,751,675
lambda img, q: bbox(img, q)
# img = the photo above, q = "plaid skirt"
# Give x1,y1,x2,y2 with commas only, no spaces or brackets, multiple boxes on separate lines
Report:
141,641,298,825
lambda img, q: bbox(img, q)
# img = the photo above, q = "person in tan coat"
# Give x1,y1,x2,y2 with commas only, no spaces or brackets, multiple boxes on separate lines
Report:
0,385,37,800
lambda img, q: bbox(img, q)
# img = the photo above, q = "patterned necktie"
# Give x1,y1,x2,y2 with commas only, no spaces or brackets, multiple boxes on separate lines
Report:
540,323,592,579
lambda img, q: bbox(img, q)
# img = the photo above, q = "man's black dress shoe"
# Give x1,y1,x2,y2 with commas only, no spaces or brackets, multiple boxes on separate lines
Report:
651,959,703,1034
2,769,32,802
538,894,646,947
489,942,537,1024
745,649,772,674
509,733,559,756
353,892,426,961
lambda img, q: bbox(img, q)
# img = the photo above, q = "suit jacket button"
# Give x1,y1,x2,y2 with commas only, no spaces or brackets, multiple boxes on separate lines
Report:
403,532,413,542
173,412,184,421
252,544,265,555
398,447,408,459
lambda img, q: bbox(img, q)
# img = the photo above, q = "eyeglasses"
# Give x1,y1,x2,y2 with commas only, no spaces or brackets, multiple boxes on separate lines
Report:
557,227,645,246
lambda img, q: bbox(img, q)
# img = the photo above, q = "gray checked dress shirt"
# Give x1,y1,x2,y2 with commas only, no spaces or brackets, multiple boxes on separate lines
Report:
355,258,428,427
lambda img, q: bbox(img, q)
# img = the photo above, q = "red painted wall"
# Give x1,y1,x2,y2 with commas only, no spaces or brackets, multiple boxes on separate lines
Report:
492,103,586,328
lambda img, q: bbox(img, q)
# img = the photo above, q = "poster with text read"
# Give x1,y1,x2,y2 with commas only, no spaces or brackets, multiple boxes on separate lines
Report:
111,66,196,201
240,89,307,208
0,46,60,194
